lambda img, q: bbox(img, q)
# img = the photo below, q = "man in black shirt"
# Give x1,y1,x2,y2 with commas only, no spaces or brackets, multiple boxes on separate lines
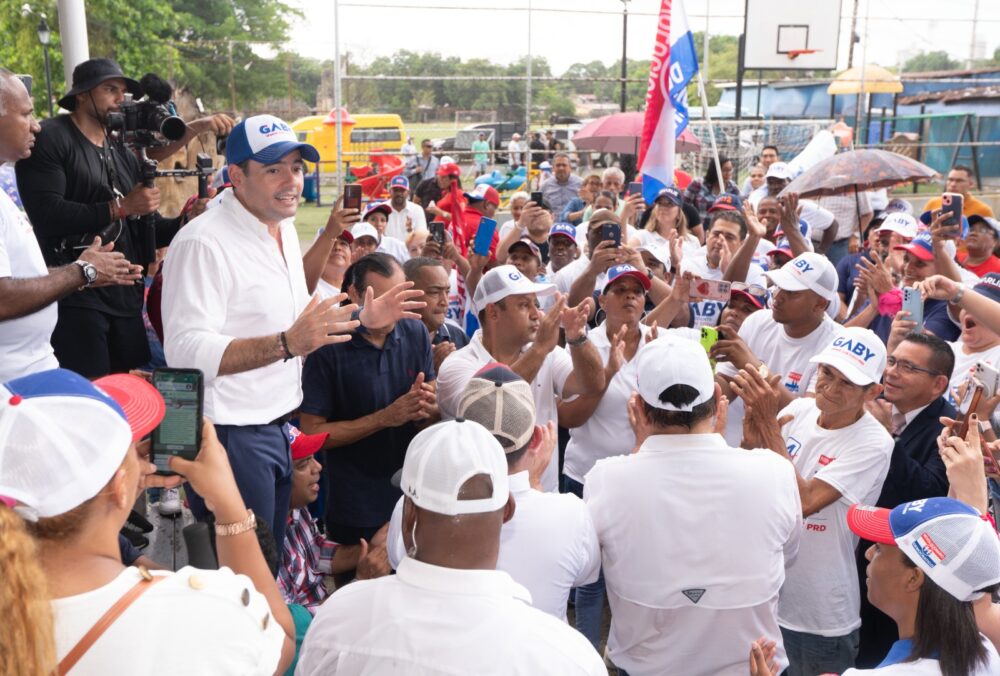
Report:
16,58,184,377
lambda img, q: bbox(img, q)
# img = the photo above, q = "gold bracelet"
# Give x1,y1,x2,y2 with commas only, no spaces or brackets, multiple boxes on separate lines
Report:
214,509,256,537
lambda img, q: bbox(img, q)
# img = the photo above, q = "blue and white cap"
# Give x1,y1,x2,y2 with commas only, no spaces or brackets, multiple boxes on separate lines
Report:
848,497,1000,603
548,222,578,242
809,327,886,386
0,369,165,521
226,114,320,166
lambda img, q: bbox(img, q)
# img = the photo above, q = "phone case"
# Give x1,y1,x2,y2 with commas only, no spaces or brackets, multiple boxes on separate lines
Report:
602,223,621,247
902,287,924,329
429,222,446,245
473,218,497,257
975,362,1000,399
690,279,732,302
941,192,963,227
344,185,362,210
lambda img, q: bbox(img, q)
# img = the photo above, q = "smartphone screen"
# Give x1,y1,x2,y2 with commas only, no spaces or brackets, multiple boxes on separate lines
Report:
473,217,497,257
429,221,446,246
601,222,621,247
151,368,204,475
902,287,924,331
344,184,363,211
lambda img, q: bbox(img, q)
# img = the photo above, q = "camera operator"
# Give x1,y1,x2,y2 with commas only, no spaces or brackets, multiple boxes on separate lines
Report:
15,58,203,378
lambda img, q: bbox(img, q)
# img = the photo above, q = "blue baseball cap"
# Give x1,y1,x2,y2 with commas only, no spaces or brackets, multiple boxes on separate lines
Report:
973,273,1000,304
363,201,392,220
848,497,1000,602
602,264,651,295
654,186,683,206
226,114,320,166
548,222,578,242
708,194,743,213
919,210,969,239
894,231,934,261
390,175,410,190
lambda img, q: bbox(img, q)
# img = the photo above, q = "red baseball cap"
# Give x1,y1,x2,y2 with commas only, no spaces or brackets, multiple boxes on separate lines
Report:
93,374,166,442
285,423,329,460
437,162,461,178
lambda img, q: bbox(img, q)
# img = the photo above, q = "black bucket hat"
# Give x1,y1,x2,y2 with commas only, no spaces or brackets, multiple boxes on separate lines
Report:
58,58,142,111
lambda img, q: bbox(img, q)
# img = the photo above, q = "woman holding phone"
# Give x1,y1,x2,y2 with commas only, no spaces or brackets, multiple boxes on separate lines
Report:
629,186,700,261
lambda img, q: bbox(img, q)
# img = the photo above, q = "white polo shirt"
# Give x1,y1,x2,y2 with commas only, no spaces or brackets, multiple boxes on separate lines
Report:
777,398,894,637
437,329,573,491
385,200,427,241
585,433,801,676
162,189,310,425
376,234,410,264
564,321,660,484
386,471,600,620
0,190,58,381
296,557,606,675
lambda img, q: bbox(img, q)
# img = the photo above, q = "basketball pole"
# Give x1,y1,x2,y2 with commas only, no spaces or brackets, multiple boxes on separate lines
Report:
696,72,724,195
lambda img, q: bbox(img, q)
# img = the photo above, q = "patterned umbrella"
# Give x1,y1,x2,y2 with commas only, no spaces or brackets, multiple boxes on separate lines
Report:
779,149,937,199
572,112,702,155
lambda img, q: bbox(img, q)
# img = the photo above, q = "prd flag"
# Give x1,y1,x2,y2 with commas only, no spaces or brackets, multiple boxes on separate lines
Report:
637,0,699,205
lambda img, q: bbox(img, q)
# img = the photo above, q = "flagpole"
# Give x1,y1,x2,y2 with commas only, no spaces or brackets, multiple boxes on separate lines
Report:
696,72,724,194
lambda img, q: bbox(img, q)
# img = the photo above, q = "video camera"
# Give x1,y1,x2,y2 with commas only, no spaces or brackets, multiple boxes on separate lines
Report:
105,94,186,148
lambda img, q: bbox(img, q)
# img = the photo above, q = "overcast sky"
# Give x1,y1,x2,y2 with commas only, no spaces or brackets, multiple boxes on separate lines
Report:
287,0,999,78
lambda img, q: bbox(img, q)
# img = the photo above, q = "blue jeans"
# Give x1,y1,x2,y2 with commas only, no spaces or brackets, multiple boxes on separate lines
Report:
781,626,859,676
825,237,851,267
562,474,605,649
185,423,292,559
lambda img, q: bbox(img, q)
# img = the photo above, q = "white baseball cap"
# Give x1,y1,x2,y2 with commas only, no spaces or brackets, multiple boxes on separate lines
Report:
876,212,918,240
765,252,838,302
765,162,792,181
472,264,555,313
399,420,510,516
810,327,886,386
638,243,673,273
635,337,715,412
350,222,380,243
0,369,165,521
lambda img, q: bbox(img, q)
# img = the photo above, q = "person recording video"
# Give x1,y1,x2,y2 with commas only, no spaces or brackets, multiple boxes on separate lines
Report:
15,58,231,378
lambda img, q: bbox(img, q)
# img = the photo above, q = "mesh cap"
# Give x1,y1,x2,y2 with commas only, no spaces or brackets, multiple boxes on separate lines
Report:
848,497,1000,603
400,420,510,516
0,369,164,521
471,265,555,314
458,364,536,451
635,337,715,411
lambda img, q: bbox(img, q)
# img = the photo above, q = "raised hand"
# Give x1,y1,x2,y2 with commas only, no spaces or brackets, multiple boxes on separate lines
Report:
285,293,360,357
857,254,894,296
741,200,767,240
359,281,426,331
915,274,961,303
532,293,566,352
528,421,557,490
432,341,457,373
605,324,628,379
561,296,594,341
732,365,783,422
324,197,362,240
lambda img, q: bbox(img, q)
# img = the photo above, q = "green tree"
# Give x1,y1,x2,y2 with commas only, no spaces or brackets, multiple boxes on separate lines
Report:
901,50,961,73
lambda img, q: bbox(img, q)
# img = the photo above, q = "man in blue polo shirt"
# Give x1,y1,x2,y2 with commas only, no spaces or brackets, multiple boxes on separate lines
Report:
299,252,437,544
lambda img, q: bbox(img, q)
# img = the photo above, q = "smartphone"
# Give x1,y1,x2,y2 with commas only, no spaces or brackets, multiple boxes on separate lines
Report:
974,362,1000,399
902,287,924,331
429,221,446,246
151,368,204,475
941,192,964,227
531,191,544,206
700,326,719,369
473,216,497,257
690,279,732,303
343,184,363,211
953,383,984,439
627,181,644,198
601,222,621,247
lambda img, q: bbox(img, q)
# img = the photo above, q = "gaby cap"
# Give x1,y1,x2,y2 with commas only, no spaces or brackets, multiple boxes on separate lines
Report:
399,419,510,516
285,423,329,461
226,114,319,166
973,273,1000,304
635,337,715,412
765,252,838,302
876,213,918,240
350,222,380,243
363,201,392,220
548,222,578,242
602,264,651,295
809,327,886,386
390,175,410,190
472,264,555,313
765,162,792,181
885,197,914,215
58,58,142,111
0,369,165,521
654,186,683,206
847,497,1000,603
458,363,536,451
463,184,501,206
893,231,934,262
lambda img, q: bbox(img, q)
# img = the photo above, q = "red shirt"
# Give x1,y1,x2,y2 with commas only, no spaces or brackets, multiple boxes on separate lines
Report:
461,205,499,261
959,253,1000,278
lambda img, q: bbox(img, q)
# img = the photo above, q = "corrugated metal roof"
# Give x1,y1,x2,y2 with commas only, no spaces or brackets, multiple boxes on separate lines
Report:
899,86,1000,105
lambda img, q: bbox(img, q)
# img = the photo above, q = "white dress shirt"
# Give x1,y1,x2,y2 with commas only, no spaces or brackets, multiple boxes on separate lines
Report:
296,557,606,675
585,433,802,676
161,189,309,425
386,201,427,241
386,471,600,621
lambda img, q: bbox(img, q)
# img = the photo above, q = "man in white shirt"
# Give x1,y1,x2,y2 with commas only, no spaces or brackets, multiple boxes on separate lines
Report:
734,327,895,676
748,161,792,210
585,337,802,676
508,132,524,170
296,419,606,675
162,115,419,546
436,264,605,491
0,69,139,381
386,363,601,621
818,190,873,265
384,175,426,241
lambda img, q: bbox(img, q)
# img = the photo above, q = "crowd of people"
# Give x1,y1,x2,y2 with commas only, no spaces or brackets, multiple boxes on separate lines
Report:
3,57,1000,676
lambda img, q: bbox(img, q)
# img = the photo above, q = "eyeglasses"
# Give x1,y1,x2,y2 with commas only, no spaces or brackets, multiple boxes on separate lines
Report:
885,356,941,377
731,282,767,298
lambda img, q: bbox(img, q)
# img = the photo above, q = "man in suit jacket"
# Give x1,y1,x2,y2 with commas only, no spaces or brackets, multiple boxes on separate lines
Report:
856,331,956,667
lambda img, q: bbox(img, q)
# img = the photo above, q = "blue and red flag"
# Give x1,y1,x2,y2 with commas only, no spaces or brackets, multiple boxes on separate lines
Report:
637,0,699,205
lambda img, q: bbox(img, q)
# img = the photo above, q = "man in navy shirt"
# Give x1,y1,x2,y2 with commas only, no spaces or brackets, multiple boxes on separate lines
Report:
300,253,437,544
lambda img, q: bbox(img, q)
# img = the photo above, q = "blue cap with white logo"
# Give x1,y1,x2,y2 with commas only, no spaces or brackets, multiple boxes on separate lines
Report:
602,264,651,295
226,114,320,166
548,222,578,242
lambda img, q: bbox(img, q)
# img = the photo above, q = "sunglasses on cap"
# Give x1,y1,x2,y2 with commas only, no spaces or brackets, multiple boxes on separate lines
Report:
731,282,767,297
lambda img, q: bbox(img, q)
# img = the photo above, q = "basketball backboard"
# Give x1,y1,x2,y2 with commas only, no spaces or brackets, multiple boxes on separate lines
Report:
743,0,842,71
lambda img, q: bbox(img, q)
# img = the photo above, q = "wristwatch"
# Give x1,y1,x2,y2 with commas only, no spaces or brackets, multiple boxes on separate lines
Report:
74,259,98,287
566,330,589,347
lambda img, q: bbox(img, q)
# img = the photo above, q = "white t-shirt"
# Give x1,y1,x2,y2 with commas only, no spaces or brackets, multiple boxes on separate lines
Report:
777,398,894,636
843,638,1000,675
632,228,701,261
947,340,1000,416
51,566,284,675
385,201,427,242
315,277,341,301
436,330,574,491
0,189,58,381
376,235,410,264
681,254,766,329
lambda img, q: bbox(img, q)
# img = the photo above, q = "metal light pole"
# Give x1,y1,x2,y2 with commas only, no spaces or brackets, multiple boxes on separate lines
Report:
36,17,53,116
620,0,629,112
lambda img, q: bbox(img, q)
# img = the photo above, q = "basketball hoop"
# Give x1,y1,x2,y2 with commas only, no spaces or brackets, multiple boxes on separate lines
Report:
787,49,820,60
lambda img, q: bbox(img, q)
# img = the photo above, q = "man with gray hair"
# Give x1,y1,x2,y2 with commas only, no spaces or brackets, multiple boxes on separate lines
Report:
540,152,582,216
0,68,139,381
